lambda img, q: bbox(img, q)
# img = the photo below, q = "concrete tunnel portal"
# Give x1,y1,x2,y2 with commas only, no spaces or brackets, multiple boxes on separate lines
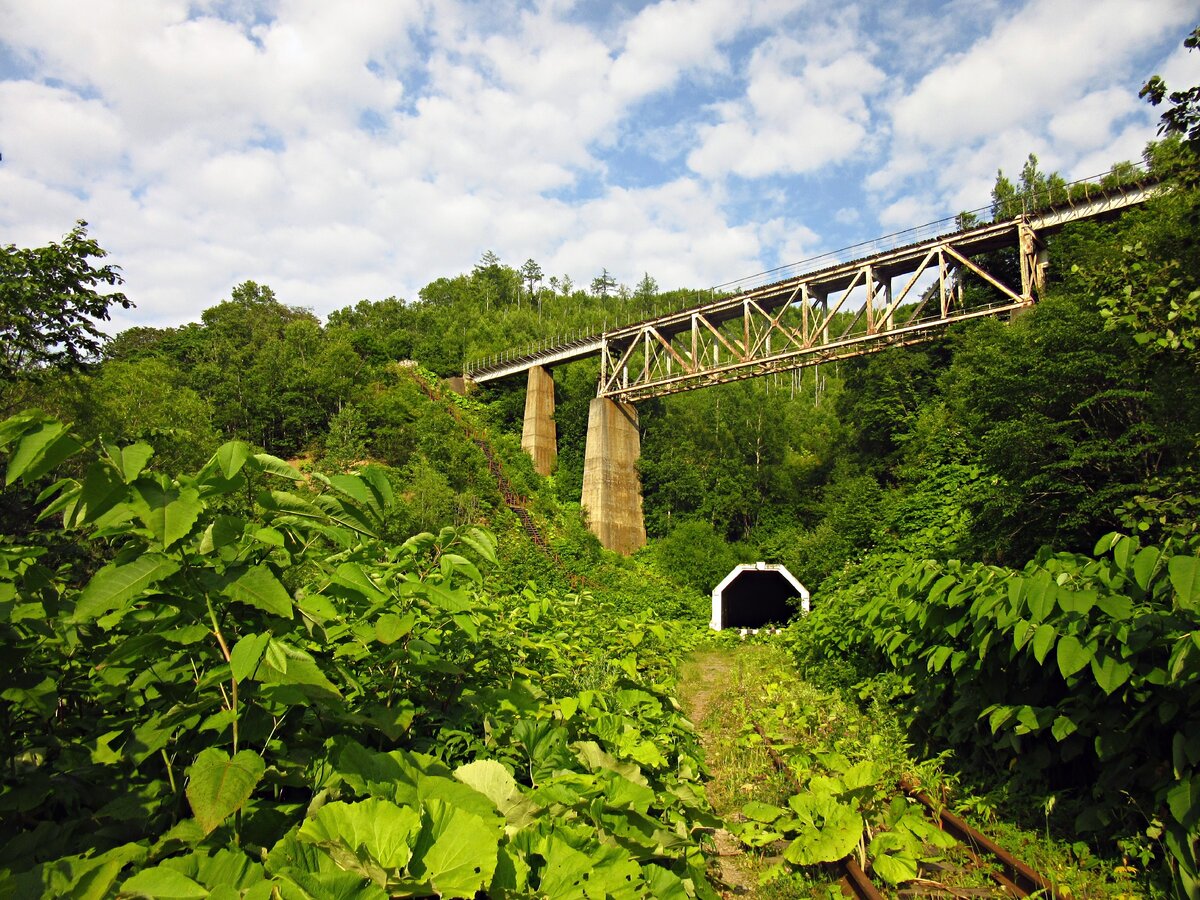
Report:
710,563,810,631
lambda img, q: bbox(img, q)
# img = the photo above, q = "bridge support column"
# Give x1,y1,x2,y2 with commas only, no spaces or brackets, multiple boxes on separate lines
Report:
581,398,646,555
521,365,557,476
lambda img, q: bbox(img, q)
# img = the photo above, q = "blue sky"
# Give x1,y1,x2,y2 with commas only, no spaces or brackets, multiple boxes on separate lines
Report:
0,0,1196,331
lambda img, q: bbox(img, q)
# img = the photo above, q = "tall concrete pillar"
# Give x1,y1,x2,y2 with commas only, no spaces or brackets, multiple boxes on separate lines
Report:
581,398,646,555
521,366,557,476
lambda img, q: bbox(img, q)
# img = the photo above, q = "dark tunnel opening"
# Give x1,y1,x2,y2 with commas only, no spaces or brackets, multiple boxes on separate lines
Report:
720,571,801,629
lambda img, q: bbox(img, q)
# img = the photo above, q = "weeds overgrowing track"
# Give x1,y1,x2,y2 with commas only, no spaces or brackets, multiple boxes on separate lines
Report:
682,644,1155,899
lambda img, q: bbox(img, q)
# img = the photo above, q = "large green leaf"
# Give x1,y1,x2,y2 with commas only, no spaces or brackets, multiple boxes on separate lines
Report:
252,453,303,481
1056,634,1092,679
131,481,203,550
120,865,208,899
103,441,154,484
642,864,689,900
65,460,128,528
215,441,251,480
297,798,422,885
1167,775,1200,829
1132,546,1160,592
357,466,395,513
186,748,266,834
459,527,498,565
742,801,789,823
1169,556,1200,611
454,759,539,832
375,612,416,645
199,516,245,555
1024,572,1056,623
164,847,268,893
534,834,597,899
71,554,180,623
259,639,342,698
229,632,272,682
1031,624,1057,664
872,850,919,885
324,473,377,513
223,565,294,619
1051,715,1078,741
1057,588,1097,616
408,799,500,898
783,794,862,865
453,760,519,812
262,489,377,538
332,563,387,603
1096,593,1133,620
6,843,145,899
1090,652,1133,695
5,419,83,486
419,582,472,614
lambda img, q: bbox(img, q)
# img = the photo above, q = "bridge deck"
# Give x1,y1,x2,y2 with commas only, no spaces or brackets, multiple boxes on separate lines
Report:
465,178,1156,391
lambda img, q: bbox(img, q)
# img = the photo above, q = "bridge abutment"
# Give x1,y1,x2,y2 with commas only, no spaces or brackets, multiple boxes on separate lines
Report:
521,365,557,475
581,398,646,555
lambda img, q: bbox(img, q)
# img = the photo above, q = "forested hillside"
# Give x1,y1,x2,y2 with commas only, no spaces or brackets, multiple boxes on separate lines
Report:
2,55,1200,897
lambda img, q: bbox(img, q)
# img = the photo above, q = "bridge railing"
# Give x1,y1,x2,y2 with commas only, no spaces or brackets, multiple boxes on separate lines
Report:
463,165,1150,376
709,167,1150,297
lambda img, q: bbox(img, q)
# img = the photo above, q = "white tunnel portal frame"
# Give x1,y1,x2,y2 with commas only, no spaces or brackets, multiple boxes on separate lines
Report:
711,562,810,631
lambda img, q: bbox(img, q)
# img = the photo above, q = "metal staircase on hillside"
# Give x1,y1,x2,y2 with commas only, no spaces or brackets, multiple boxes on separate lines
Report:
407,370,587,586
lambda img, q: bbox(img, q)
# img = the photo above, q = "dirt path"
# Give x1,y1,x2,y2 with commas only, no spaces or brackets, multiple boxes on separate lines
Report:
679,648,777,899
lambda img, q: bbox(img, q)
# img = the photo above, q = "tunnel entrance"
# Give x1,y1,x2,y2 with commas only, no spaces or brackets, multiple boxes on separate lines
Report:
710,563,809,630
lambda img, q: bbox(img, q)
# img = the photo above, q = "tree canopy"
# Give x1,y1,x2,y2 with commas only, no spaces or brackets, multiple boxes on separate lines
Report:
0,221,131,411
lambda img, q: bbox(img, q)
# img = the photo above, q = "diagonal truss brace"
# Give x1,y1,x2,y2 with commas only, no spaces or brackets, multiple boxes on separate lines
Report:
597,219,1041,401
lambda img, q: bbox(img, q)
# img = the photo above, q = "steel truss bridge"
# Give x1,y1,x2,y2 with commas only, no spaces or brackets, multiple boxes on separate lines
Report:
465,177,1157,402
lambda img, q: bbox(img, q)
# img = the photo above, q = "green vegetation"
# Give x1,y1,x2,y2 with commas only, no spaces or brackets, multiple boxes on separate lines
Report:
0,414,717,897
3,35,1200,897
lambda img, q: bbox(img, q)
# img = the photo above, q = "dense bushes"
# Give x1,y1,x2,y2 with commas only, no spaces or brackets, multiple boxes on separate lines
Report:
784,533,1200,895
0,413,719,897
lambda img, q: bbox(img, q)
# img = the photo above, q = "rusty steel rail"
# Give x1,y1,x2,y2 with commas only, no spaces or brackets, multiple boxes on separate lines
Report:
900,777,1059,898
751,723,1058,899
753,724,886,900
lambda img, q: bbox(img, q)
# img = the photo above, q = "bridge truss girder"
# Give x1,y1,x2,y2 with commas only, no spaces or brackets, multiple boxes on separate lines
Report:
597,220,1043,403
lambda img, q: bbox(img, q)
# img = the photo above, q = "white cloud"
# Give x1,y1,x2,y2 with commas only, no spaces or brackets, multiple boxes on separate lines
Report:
0,0,1191,334
687,29,886,179
867,0,1193,225
1155,38,1200,92
1048,88,1140,150
610,0,735,99
0,81,126,185
877,195,940,230
890,0,1188,148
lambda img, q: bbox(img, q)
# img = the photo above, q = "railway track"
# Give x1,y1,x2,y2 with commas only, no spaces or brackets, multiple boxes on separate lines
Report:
752,723,1059,899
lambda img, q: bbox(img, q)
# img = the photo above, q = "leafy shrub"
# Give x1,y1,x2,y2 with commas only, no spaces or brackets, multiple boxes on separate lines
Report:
792,533,1200,895
0,411,721,898
651,519,742,597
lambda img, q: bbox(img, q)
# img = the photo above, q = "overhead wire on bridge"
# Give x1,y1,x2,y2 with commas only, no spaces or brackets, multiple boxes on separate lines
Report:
464,168,1157,399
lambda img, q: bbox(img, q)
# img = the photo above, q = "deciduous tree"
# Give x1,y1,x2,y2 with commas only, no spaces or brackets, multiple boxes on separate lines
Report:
0,221,132,411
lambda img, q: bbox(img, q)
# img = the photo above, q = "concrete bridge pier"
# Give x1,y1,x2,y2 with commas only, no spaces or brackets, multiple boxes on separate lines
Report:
581,398,646,554
521,365,557,476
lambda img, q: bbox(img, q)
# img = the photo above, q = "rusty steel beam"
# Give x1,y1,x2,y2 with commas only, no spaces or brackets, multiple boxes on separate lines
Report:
901,778,1060,899
603,300,1026,402
463,177,1159,393
594,221,1038,400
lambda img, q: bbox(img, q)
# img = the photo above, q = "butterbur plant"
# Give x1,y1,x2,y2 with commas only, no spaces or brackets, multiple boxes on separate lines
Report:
0,411,720,898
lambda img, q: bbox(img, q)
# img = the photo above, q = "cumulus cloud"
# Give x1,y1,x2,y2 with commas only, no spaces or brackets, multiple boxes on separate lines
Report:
688,28,886,179
867,0,1194,230
0,0,1191,331
888,0,1185,148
